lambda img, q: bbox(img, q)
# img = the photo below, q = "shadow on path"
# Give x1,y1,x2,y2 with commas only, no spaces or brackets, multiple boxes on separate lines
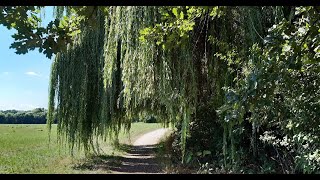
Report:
109,144,163,173
73,144,164,174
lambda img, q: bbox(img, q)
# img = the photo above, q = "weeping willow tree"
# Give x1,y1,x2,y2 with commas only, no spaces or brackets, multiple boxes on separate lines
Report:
48,9,106,153
46,6,320,173
47,6,275,156
1,5,318,174
48,6,200,157
48,6,161,153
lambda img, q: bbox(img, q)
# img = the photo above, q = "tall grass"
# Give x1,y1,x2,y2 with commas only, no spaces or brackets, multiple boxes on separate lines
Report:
0,122,161,174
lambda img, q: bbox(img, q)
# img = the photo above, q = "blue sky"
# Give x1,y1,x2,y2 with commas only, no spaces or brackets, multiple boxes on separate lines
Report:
0,7,55,110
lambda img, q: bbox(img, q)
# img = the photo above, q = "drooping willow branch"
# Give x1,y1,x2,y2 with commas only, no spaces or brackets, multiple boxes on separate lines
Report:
47,6,277,162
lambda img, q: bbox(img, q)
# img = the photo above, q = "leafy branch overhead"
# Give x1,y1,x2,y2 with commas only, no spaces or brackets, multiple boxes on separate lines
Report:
0,6,319,173
0,6,103,58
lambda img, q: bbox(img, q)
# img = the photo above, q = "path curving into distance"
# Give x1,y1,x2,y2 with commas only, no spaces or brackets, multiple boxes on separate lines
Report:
133,128,169,146
110,128,170,174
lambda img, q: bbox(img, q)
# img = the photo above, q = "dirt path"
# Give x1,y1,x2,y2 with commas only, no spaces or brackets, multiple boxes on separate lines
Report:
133,128,169,146
109,128,169,174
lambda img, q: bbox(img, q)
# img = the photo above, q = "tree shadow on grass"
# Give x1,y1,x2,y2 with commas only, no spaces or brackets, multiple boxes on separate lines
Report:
72,143,164,173
72,154,121,171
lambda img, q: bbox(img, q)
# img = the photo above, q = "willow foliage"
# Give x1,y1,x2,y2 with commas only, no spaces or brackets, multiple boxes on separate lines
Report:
48,6,159,153
47,6,272,156
48,6,199,156
47,6,320,173
48,9,105,153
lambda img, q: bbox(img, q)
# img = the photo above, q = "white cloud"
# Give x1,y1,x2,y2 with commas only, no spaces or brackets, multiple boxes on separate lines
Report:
25,71,41,77
0,72,11,79
0,72,10,76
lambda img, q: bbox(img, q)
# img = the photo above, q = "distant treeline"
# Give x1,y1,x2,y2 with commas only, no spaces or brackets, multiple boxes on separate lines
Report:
0,108,56,124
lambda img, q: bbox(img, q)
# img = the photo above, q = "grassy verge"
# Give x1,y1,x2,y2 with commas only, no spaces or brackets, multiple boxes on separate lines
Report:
0,122,162,174
154,129,175,173
155,129,198,174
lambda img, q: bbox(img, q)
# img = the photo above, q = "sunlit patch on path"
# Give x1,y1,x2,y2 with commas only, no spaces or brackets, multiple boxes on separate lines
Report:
110,128,169,174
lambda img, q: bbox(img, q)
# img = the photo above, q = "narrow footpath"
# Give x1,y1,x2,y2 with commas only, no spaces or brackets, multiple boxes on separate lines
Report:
109,128,169,174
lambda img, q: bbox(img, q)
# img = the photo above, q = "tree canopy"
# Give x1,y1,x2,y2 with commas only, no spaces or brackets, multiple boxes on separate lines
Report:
1,6,319,173
0,108,51,124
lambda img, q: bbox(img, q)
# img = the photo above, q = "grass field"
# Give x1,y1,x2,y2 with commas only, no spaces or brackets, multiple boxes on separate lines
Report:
0,122,162,174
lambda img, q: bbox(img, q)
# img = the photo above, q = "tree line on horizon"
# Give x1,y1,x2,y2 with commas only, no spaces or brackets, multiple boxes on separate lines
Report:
0,108,55,124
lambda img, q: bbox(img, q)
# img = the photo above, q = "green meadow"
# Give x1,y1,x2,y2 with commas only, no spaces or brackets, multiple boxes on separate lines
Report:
0,123,162,174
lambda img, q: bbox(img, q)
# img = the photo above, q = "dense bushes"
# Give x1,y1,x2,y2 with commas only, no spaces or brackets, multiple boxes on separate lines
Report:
163,6,320,174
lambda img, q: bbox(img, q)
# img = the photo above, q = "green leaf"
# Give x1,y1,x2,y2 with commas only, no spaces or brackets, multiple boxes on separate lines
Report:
203,150,211,156
180,11,184,19
172,8,178,17
185,152,193,164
